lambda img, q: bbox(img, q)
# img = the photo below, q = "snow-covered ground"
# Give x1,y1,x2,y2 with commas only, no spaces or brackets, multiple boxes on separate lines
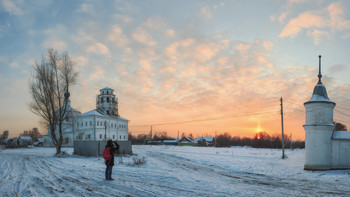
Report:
1,145,350,197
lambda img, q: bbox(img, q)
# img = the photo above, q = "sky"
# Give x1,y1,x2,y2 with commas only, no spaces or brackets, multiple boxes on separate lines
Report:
1,0,350,140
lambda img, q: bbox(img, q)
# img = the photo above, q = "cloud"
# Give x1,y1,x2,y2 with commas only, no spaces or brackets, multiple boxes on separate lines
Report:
10,62,19,68
327,2,350,31
166,29,175,37
193,43,221,62
307,29,329,45
108,25,130,49
76,3,94,13
86,42,109,55
113,14,133,23
165,42,180,59
279,2,350,44
89,66,105,81
279,12,324,38
198,5,212,20
72,56,88,67
132,28,156,46
1,0,24,15
42,39,67,51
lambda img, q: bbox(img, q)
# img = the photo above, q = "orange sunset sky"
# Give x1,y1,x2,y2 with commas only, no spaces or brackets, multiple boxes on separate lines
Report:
1,0,350,140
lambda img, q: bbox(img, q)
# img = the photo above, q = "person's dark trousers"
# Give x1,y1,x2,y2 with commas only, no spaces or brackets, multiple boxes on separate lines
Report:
105,165,113,180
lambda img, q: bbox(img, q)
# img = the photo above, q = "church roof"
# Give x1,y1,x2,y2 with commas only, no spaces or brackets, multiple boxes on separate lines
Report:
332,131,350,140
101,87,113,91
79,109,129,121
80,109,108,117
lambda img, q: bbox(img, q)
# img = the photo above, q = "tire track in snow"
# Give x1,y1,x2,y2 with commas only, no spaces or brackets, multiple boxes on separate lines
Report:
143,149,350,197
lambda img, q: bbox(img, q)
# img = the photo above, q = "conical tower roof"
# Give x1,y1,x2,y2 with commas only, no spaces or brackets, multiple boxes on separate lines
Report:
305,55,335,105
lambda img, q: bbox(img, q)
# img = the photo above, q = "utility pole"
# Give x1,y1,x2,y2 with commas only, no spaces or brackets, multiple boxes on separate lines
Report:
281,97,286,159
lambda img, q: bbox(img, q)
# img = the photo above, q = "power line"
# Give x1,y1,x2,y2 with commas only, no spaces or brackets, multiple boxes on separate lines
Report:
335,106,350,111
334,109,350,117
129,109,279,128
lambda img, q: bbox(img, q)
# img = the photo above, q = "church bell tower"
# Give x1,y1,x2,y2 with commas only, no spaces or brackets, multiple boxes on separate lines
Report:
96,87,119,117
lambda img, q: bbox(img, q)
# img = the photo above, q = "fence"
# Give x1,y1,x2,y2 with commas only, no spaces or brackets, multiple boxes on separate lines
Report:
74,140,132,156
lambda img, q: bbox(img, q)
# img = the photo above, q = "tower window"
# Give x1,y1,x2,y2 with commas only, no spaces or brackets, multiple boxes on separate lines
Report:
107,91,109,94
107,97,110,103
101,97,104,103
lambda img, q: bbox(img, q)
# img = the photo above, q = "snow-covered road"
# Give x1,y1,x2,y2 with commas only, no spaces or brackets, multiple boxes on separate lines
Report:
1,146,350,196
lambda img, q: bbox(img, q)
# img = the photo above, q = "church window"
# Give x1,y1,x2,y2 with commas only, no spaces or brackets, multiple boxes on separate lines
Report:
100,134,102,139
85,122,87,126
107,110,109,115
101,97,104,103
107,91,109,94
107,97,110,103
97,121,99,126
120,135,122,139
124,135,126,139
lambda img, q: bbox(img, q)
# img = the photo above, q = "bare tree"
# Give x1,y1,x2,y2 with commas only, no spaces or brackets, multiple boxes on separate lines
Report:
20,128,42,142
29,49,78,155
0,130,9,140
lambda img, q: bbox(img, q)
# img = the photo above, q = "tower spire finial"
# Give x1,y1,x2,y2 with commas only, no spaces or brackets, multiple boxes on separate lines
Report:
318,55,322,84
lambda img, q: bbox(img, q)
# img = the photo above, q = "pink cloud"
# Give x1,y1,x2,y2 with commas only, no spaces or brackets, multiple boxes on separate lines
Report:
279,12,324,38
132,28,156,46
86,42,109,55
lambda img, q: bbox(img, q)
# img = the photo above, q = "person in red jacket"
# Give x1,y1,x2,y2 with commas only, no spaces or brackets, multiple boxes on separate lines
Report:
104,139,119,180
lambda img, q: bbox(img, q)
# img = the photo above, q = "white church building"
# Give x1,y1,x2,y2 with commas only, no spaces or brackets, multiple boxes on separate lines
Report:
75,87,129,142
304,56,350,170
43,87,129,147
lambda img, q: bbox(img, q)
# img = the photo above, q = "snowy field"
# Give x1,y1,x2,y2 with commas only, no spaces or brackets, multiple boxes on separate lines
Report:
1,145,350,197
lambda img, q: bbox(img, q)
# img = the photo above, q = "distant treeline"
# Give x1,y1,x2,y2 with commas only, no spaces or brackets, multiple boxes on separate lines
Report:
216,132,305,149
128,131,305,149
